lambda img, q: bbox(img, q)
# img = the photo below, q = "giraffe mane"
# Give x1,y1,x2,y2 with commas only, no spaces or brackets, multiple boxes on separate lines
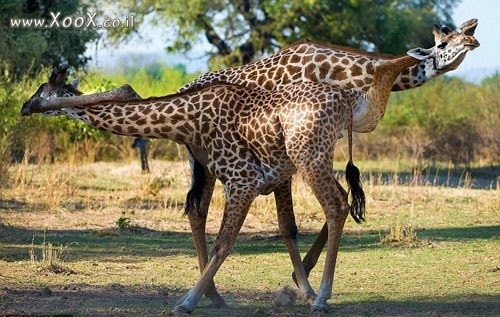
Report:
284,38,399,60
72,82,250,109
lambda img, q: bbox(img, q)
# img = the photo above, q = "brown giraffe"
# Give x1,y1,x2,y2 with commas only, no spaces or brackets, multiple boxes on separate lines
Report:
20,43,471,313
176,18,480,299
23,20,480,308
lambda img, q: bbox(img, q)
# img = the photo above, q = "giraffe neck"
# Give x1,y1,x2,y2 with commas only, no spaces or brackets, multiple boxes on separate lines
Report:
182,41,437,93
57,85,240,146
351,55,420,132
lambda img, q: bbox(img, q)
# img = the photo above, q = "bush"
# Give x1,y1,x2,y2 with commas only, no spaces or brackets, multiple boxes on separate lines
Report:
356,75,500,167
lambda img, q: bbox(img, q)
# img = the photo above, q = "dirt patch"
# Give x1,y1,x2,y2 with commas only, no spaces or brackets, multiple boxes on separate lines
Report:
0,284,177,316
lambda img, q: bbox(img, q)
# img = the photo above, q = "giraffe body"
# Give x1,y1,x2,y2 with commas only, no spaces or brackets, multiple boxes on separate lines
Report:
25,82,351,196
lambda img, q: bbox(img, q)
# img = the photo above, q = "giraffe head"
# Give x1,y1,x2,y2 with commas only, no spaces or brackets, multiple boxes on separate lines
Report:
21,64,82,116
21,65,141,116
408,18,479,74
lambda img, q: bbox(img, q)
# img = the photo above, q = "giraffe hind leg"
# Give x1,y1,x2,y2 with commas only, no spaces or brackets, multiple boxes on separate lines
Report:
295,162,349,313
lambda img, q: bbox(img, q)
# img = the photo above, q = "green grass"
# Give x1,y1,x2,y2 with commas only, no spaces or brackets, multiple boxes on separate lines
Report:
0,160,498,316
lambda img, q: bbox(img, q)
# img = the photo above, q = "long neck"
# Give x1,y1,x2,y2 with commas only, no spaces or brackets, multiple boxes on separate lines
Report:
352,55,420,132
180,41,435,94
58,88,220,146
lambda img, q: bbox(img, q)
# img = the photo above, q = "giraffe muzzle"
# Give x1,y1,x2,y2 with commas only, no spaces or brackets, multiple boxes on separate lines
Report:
20,97,44,116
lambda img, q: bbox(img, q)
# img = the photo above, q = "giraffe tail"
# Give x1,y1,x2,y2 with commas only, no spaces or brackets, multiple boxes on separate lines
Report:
346,159,366,223
184,158,205,215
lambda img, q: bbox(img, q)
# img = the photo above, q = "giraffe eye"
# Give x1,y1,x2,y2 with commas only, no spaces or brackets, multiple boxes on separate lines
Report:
437,42,448,49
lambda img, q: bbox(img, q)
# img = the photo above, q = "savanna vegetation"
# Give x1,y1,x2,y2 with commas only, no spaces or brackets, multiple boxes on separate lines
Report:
0,161,498,315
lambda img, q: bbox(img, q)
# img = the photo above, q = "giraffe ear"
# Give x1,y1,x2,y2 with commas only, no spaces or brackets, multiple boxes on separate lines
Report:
441,26,452,35
49,64,69,87
460,18,478,36
71,79,80,90
407,48,433,60
433,24,444,37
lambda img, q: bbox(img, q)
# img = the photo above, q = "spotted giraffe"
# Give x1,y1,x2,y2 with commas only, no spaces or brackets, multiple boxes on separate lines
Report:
176,18,480,297
21,40,478,312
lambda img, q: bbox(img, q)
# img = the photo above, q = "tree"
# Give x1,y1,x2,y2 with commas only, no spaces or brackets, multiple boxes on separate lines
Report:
110,0,458,68
0,0,99,79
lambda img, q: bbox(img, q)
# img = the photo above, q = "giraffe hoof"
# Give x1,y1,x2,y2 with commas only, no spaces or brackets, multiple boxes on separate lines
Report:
302,293,316,306
311,303,329,313
170,304,192,316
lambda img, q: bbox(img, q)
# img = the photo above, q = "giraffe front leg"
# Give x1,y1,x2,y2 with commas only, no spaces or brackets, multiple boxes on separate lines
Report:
274,179,316,304
172,182,259,314
296,162,349,313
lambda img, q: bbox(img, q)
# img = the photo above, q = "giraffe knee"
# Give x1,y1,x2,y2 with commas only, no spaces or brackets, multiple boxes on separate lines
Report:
209,239,231,260
280,223,298,241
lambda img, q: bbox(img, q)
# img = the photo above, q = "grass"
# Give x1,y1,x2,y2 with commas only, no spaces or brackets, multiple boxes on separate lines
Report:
0,160,498,316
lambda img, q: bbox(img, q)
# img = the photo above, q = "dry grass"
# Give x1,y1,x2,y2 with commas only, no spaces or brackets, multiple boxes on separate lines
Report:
0,160,498,316
28,231,76,275
380,221,419,247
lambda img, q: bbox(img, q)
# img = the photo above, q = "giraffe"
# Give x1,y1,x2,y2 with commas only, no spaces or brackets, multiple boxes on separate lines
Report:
175,18,480,297
25,20,480,307
20,44,468,313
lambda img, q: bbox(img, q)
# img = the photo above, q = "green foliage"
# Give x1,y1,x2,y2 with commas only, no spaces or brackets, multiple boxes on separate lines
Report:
111,0,457,68
116,213,131,229
0,63,199,163
0,0,99,79
81,63,195,97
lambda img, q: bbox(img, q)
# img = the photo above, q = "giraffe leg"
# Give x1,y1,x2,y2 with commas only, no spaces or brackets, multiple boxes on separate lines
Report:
292,179,346,285
185,171,227,307
172,183,259,314
274,179,316,304
292,222,327,285
183,152,226,307
296,161,349,313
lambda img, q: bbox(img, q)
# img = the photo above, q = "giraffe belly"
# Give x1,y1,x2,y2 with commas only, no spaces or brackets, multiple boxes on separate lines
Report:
255,153,298,195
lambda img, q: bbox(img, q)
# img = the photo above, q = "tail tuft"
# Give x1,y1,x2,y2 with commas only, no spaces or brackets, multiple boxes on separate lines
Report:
346,160,366,223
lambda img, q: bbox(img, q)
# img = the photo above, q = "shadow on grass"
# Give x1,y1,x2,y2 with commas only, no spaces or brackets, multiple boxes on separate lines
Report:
0,284,498,316
1,224,498,263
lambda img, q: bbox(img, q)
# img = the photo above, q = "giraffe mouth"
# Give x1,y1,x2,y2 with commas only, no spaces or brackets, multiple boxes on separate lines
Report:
442,50,469,71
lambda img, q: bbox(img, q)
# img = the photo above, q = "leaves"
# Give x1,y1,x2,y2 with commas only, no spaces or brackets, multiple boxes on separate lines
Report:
111,0,458,68
0,0,100,79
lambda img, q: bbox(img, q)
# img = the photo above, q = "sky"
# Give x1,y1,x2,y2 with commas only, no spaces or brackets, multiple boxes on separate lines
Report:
88,0,500,83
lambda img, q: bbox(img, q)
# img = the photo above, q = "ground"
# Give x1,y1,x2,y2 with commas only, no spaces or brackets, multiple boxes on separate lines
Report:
0,160,498,316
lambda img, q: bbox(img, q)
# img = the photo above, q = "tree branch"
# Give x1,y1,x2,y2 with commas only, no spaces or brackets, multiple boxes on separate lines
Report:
196,14,232,56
